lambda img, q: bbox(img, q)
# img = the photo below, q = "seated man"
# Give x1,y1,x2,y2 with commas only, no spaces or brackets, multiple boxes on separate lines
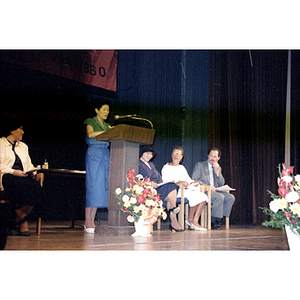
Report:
191,147,235,230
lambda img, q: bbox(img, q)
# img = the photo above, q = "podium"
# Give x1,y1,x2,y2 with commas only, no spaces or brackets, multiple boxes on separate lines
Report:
96,124,155,228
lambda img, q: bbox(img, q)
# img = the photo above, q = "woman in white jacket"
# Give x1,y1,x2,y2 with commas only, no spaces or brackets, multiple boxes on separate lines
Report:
161,146,207,231
0,125,44,236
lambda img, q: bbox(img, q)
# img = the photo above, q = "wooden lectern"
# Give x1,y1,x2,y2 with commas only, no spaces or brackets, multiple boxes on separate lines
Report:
96,124,155,227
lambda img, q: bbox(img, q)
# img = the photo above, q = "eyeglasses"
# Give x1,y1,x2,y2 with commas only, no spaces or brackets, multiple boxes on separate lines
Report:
172,152,182,156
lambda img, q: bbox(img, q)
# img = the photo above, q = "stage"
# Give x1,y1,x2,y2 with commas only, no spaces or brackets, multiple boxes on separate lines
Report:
2,220,294,300
3,220,289,251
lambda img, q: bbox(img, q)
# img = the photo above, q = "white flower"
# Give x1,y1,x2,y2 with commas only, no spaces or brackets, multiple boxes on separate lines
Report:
136,186,144,195
290,202,300,217
145,199,155,207
285,191,299,203
115,187,122,195
278,198,288,210
269,199,280,213
122,194,130,202
269,198,288,213
124,201,131,208
282,175,293,184
139,204,146,211
136,174,144,180
294,174,300,182
133,185,143,194
294,175,300,190
127,215,134,223
130,197,137,204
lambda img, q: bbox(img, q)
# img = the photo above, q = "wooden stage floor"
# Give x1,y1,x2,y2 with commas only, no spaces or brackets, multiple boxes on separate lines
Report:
2,220,294,300
3,220,289,251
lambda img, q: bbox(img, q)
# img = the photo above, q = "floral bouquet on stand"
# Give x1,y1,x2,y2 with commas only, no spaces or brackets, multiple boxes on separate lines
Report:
115,168,167,236
261,164,300,250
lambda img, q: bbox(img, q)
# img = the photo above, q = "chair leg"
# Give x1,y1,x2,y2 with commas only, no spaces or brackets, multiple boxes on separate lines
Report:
157,218,161,230
207,203,211,230
184,203,189,229
225,217,229,230
36,217,41,235
201,208,205,228
178,204,184,229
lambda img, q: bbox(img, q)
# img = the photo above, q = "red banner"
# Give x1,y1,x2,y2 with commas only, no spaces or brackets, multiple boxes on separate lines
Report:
0,50,118,91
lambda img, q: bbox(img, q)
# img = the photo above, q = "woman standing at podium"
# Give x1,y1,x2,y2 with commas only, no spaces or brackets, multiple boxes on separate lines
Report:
83,100,111,233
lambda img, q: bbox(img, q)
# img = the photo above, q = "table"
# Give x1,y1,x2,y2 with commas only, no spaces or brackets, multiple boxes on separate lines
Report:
38,168,86,228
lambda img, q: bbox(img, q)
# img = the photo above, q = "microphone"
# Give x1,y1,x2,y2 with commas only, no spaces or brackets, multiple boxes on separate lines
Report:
114,114,154,129
114,114,137,120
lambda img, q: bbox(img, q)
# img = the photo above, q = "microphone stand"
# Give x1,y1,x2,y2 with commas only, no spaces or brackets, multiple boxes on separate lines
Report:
130,116,153,129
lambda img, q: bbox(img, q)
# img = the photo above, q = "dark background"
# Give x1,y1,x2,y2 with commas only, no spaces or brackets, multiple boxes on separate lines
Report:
1,50,299,225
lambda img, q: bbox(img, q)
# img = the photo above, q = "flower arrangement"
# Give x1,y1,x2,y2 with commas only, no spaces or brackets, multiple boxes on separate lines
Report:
115,168,167,224
261,164,300,236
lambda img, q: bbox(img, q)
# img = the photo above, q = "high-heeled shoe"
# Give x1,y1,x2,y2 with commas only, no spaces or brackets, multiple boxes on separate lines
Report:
8,217,31,236
20,231,31,236
7,229,31,236
83,225,95,233
169,224,184,232
190,223,207,231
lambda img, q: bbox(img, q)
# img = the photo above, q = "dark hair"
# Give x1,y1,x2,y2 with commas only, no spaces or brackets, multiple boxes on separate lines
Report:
95,99,111,110
208,147,221,158
139,144,156,159
85,98,111,119
1,121,23,137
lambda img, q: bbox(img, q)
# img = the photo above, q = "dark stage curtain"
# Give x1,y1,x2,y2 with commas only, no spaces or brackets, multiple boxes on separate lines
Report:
208,50,289,225
117,50,209,174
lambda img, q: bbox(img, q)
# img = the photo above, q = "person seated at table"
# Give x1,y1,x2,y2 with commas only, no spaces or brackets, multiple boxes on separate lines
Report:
0,123,44,236
161,146,208,231
139,144,183,232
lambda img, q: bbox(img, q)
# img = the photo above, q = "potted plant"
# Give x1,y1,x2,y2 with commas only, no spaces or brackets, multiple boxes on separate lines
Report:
115,168,167,236
261,164,300,250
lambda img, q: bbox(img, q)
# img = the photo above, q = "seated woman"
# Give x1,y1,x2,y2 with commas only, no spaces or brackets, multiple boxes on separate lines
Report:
139,144,183,232
161,146,207,231
0,124,44,236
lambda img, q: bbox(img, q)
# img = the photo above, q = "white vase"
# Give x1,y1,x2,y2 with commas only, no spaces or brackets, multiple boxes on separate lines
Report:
285,226,300,251
132,218,152,237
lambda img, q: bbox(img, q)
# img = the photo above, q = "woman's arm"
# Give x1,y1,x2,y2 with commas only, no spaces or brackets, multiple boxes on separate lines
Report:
86,124,105,139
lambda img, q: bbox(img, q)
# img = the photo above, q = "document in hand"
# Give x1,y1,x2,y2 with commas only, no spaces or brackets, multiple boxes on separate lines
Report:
26,168,39,175
216,184,236,192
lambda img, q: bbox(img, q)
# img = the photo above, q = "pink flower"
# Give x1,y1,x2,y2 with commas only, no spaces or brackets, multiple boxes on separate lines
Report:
127,215,134,223
278,185,289,198
284,211,292,219
282,164,294,175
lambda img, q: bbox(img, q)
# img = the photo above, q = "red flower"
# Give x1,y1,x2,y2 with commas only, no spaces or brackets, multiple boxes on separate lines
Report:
284,211,292,219
138,197,145,204
291,219,297,224
142,189,150,198
278,185,290,198
126,169,136,183
282,166,294,176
